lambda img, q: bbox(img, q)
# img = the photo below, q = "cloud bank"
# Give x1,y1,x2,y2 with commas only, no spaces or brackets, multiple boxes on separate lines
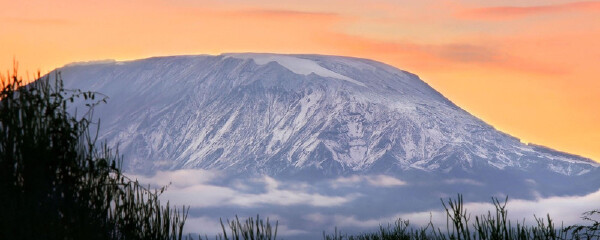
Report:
129,169,600,237
319,189,600,231
129,169,360,208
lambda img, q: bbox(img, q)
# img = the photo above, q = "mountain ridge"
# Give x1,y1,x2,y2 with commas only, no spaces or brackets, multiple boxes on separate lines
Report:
54,53,597,179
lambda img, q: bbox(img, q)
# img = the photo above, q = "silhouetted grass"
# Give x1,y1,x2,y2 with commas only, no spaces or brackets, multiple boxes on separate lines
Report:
217,215,278,240
0,66,188,239
186,215,278,240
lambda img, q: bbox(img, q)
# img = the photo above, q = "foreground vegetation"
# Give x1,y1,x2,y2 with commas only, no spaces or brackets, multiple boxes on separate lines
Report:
0,68,187,239
1,68,598,240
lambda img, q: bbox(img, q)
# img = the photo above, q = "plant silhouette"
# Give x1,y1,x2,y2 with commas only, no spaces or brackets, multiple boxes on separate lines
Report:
0,66,188,240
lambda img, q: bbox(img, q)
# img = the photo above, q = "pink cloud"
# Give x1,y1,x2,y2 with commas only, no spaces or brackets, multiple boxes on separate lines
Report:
318,33,567,75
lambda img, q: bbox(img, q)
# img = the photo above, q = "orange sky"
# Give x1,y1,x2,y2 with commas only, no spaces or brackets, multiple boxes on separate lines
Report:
1,0,598,161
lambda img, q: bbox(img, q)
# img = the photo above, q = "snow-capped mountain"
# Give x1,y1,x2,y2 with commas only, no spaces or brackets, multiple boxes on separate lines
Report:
57,53,598,181
52,53,600,239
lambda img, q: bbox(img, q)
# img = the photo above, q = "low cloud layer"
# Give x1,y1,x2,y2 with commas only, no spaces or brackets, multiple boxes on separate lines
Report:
129,169,600,238
319,189,600,231
129,169,359,208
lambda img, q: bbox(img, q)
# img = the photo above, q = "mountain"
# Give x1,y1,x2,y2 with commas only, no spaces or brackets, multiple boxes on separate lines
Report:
56,53,598,194
53,53,600,238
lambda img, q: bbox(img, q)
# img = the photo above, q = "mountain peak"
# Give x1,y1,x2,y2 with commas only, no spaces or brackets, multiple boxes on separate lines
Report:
56,53,597,180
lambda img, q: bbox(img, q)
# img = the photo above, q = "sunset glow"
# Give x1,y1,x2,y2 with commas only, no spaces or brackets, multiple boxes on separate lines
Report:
1,0,598,161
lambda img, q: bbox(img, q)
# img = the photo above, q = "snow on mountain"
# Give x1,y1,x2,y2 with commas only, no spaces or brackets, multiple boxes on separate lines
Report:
224,53,365,86
55,53,598,181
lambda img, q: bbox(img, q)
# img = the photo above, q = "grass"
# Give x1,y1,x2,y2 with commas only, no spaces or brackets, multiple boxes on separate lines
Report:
217,215,278,240
0,67,188,239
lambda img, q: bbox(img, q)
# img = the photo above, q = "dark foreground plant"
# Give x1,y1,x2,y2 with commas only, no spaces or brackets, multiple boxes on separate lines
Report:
565,210,600,240
216,215,278,240
189,215,278,240
0,67,188,239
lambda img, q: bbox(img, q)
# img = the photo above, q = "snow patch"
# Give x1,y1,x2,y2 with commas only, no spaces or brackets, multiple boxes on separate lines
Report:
225,53,365,87
64,59,116,67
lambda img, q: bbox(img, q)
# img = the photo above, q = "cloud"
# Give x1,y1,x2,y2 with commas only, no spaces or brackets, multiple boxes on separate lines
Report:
321,33,566,75
460,1,600,20
331,174,407,188
130,171,357,208
128,169,221,188
163,184,240,208
443,178,484,186
320,33,500,65
319,188,600,231
366,175,407,187
435,44,499,63
229,176,358,207
303,212,328,224
129,170,600,237
331,175,363,185
182,216,224,237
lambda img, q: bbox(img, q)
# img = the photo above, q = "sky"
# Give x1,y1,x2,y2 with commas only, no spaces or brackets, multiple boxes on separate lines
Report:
1,0,599,161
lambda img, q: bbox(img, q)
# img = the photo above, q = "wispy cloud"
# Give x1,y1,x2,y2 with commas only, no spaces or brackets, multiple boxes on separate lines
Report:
443,178,484,186
434,44,499,63
229,176,358,207
130,169,221,188
181,216,224,237
331,174,407,188
460,1,600,20
322,33,500,64
320,33,566,75
130,170,358,208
